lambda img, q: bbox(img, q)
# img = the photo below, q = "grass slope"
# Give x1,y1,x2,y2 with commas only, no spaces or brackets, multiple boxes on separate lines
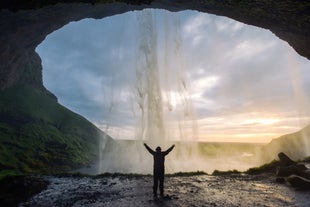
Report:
0,85,106,176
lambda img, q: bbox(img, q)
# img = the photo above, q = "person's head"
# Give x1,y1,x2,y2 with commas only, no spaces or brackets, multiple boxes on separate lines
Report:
156,146,161,152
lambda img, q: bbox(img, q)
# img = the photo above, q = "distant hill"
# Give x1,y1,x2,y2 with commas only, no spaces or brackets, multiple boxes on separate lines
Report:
0,85,111,176
261,124,310,163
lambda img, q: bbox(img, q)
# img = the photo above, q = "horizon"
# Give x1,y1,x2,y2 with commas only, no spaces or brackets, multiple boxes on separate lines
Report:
103,137,269,145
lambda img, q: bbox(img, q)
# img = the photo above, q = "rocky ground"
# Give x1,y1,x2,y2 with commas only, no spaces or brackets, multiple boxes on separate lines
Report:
19,173,310,207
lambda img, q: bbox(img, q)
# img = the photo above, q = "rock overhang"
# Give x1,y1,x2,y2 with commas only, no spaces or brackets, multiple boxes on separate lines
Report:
0,0,309,90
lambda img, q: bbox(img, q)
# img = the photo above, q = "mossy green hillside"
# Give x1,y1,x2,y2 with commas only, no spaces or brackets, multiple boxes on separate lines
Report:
0,85,106,176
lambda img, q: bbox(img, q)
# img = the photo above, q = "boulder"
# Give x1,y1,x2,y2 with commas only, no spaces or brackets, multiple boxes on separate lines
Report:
278,152,296,167
276,152,310,190
287,175,310,190
276,164,307,177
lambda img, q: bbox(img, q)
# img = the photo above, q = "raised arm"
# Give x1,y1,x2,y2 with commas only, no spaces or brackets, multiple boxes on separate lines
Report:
164,144,175,155
144,143,155,155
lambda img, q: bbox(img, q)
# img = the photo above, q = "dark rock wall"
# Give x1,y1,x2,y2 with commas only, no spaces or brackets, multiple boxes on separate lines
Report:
0,0,309,91
0,3,142,90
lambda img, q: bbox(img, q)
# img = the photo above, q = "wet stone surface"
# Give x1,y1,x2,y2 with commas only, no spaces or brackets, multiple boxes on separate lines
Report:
20,174,310,207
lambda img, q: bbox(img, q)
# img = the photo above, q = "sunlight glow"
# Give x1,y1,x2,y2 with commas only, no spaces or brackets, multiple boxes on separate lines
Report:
241,118,280,126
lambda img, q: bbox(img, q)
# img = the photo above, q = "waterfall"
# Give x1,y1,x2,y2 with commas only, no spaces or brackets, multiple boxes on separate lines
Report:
95,9,309,175
135,9,166,145
97,9,199,174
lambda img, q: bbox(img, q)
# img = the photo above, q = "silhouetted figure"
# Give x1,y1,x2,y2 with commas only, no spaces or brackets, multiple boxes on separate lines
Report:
144,143,175,197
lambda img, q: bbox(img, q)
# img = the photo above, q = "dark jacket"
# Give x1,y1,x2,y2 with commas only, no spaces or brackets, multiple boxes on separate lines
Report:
144,144,174,173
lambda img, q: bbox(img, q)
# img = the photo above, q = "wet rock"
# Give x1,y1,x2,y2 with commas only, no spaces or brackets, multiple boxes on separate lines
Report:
277,152,308,177
287,175,310,190
276,152,310,190
278,152,296,167
276,164,307,177
0,175,49,207
275,177,286,183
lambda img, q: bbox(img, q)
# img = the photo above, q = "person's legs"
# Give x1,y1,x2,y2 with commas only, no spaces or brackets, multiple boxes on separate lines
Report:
153,174,159,197
159,174,164,197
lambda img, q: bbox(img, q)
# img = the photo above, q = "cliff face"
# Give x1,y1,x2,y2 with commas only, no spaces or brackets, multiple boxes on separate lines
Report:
0,0,309,90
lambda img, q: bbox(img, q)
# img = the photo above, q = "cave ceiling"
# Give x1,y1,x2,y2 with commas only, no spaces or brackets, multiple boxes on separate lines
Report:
0,0,309,90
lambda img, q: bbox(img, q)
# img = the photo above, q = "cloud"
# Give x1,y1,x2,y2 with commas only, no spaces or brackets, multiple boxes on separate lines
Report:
36,9,310,142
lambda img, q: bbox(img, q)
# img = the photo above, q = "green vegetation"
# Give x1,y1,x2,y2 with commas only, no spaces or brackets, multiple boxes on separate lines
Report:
212,169,241,176
212,160,282,175
245,156,310,175
167,171,207,177
300,156,310,162
245,160,280,175
94,172,149,178
0,85,104,176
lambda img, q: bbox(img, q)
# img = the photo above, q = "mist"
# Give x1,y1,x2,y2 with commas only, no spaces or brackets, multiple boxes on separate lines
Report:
36,9,310,174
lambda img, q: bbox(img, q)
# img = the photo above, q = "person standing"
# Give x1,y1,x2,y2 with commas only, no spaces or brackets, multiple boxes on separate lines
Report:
144,143,175,197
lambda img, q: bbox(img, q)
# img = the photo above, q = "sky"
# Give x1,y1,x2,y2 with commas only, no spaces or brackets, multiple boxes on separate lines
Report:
36,9,310,143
